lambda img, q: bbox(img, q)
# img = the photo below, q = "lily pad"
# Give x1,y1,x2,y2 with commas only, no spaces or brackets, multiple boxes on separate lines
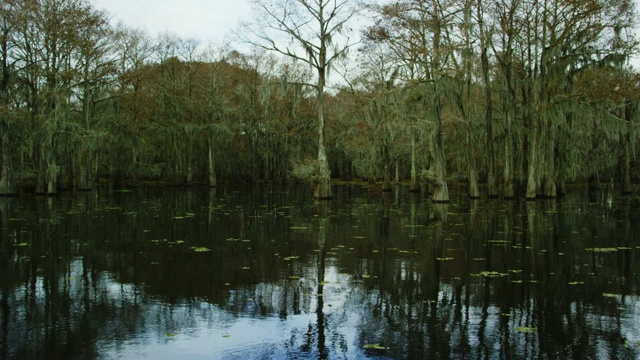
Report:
586,248,618,253
516,327,537,333
191,247,211,252
364,344,386,350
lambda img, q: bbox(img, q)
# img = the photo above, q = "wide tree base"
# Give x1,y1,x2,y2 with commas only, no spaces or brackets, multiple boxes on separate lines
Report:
313,180,333,200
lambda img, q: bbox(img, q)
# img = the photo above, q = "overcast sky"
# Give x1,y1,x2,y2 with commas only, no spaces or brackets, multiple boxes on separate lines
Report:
91,0,639,68
91,0,253,43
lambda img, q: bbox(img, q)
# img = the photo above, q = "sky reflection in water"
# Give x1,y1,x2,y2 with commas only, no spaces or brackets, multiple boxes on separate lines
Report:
0,184,639,359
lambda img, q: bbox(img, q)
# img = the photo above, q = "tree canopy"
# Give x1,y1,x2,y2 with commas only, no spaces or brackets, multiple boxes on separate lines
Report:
0,0,639,200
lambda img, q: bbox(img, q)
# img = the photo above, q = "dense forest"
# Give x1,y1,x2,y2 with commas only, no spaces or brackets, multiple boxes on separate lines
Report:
0,0,639,201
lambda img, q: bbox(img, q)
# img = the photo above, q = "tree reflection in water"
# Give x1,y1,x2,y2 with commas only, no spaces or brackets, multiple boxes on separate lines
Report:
0,184,639,359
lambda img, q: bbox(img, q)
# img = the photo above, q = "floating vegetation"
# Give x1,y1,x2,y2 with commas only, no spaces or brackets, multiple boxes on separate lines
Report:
290,226,308,230
283,256,299,261
14,242,30,247
516,327,537,334
436,257,454,261
289,275,301,280
568,281,585,285
473,271,508,278
602,293,619,298
586,248,618,253
488,240,509,244
191,247,211,252
363,344,386,350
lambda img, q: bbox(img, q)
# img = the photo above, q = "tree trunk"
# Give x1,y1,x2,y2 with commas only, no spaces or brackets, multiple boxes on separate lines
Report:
431,72,448,200
0,125,15,196
504,125,515,199
526,109,539,200
409,128,419,192
208,135,217,187
621,132,632,194
466,125,480,199
542,123,557,198
78,161,93,191
314,64,331,199
432,143,448,202
480,39,497,198
621,102,634,194
46,162,57,196
382,145,391,191
430,4,448,203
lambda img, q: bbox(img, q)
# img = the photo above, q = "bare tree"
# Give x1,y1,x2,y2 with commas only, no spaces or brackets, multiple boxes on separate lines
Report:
242,0,358,199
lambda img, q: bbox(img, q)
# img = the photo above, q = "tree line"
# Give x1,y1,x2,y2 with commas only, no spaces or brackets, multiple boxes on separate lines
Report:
0,0,639,201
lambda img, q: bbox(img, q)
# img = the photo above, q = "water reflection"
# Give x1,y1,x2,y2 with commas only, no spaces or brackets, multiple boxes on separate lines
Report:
0,184,639,359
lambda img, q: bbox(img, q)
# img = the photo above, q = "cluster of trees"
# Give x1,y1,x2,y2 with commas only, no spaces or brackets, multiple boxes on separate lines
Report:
0,0,639,201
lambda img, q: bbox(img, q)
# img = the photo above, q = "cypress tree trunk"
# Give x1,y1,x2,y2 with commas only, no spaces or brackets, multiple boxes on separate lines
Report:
46,162,57,196
0,37,14,196
621,132,632,194
542,123,557,198
481,38,497,198
131,148,140,187
432,141,449,202
78,161,92,191
382,145,391,191
621,102,635,194
409,128,419,192
0,124,15,196
504,122,515,199
430,7,448,203
466,125,480,199
208,135,217,187
526,112,539,200
314,62,331,199
432,107,449,202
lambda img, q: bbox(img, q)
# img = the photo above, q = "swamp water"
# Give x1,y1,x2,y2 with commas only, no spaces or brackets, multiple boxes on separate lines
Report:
0,184,639,359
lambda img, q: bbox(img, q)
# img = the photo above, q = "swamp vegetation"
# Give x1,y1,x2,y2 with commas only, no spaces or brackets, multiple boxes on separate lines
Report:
1,0,640,358
0,0,639,201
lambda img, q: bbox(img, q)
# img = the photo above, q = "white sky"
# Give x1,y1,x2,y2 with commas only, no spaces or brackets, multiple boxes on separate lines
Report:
92,0,639,68
91,0,253,43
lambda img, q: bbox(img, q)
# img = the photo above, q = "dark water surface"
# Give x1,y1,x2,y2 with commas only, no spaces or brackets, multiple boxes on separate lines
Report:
1,184,639,359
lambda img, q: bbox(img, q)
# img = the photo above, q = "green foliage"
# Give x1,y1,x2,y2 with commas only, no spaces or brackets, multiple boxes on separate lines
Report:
0,0,639,194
